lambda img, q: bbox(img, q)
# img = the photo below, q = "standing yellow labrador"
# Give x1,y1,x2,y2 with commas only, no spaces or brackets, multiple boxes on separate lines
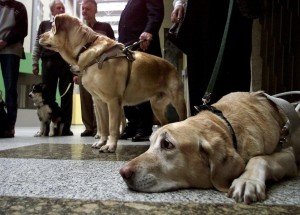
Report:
120,92,300,204
39,14,186,152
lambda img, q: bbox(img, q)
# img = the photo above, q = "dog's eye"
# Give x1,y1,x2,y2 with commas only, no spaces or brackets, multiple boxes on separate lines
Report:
160,139,174,150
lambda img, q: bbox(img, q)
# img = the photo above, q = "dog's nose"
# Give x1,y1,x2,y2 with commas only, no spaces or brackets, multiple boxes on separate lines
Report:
119,165,134,179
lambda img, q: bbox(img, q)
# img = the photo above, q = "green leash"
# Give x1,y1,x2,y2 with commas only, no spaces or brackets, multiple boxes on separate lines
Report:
202,0,234,105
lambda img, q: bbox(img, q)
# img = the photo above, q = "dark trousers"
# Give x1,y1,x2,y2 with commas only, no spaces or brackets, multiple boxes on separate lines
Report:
185,0,252,115
124,101,153,135
41,55,74,130
0,54,20,130
79,82,96,132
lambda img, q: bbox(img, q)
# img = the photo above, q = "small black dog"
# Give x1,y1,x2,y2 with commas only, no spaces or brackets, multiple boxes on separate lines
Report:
28,83,64,137
0,90,9,137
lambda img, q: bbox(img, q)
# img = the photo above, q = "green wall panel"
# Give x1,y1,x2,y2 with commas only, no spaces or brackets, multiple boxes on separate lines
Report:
0,52,32,98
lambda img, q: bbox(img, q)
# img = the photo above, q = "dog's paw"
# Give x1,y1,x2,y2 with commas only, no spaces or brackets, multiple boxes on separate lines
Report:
34,131,48,137
49,132,55,137
99,143,116,153
34,131,42,137
91,140,106,149
227,178,266,204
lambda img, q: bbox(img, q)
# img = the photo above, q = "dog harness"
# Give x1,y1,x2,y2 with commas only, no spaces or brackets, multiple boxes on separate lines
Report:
264,93,300,149
76,42,136,92
81,44,133,71
194,105,238,149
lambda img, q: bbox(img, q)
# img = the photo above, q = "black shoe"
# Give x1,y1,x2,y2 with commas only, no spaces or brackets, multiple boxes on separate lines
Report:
81,130,94,137
131,132,151,142
62,130,73,136
93,129,97,136
119,131,136,140
119,125,137,140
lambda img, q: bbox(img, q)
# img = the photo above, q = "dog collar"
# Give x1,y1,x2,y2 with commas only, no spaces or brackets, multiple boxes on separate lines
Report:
194,105,238,149
76,36,98,61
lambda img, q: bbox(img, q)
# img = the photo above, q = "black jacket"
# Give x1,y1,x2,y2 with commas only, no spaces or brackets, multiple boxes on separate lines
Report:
118,0,164,57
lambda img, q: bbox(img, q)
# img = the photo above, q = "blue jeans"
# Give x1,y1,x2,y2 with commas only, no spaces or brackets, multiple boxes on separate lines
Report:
0,54,20,130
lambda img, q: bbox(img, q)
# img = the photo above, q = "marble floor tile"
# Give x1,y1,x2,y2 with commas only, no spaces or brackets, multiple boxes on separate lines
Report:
0,126,299,214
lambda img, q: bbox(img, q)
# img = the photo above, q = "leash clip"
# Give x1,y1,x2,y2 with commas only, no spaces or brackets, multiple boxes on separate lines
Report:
124,39,145,51
202,92,212,105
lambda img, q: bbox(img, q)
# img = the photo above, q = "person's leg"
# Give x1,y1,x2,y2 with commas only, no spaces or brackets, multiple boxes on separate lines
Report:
79,82,96,136
213,4,252,102
58,58,74,135
0,54,20,137
184,0,230,111
131,101,153,142
120,106,138,139
41,57,59,101
40,56,60,135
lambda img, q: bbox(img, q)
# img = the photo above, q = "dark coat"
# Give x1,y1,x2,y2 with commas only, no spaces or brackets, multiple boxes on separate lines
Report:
177,0,254,111
118,0,164,57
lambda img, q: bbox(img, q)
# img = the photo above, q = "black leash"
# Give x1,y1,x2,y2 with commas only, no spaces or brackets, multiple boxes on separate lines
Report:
123,39,146,51
201,0,234,105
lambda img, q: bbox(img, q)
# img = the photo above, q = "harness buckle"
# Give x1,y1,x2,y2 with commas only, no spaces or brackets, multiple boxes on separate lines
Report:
279,122,290,148
123,48,135,61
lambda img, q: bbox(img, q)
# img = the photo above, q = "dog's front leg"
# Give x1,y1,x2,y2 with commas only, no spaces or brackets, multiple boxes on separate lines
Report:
49,121,56,136
228,147,298,204
35,121,46,137
93,100,101,139
99,99,121,153
92,99,108,149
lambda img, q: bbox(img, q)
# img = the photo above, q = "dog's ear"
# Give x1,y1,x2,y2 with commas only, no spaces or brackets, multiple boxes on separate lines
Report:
200,138,245,192
52,14,68,35
53,14,82,37
52,16,59,35
53,14,66,34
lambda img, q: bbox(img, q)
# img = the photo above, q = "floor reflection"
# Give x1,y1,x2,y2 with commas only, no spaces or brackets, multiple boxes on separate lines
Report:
0,143,149,161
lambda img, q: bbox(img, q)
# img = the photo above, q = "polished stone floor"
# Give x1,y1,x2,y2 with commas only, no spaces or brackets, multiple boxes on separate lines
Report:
0,126,300,214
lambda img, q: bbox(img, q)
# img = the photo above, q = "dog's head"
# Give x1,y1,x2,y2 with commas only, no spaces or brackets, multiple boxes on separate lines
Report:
39,14,82,52
120,113,245,193
39,14,122,69
39,14,97,65
28,83,46,105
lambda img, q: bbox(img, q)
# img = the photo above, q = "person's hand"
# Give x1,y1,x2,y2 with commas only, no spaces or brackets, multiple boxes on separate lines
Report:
139,32,152,51
171,5,184,23
32,64,39,76
73,76,80,85
0,40,7,49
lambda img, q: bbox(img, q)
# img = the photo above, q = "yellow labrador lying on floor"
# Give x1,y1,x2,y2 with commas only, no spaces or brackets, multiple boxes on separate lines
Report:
39,14,186,152
120,92,300,204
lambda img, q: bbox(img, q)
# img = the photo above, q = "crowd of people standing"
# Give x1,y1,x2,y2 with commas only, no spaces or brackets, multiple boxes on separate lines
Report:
0,0,256,139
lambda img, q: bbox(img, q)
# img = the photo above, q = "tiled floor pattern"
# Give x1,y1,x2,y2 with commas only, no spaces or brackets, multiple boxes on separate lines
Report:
0,126,299,214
